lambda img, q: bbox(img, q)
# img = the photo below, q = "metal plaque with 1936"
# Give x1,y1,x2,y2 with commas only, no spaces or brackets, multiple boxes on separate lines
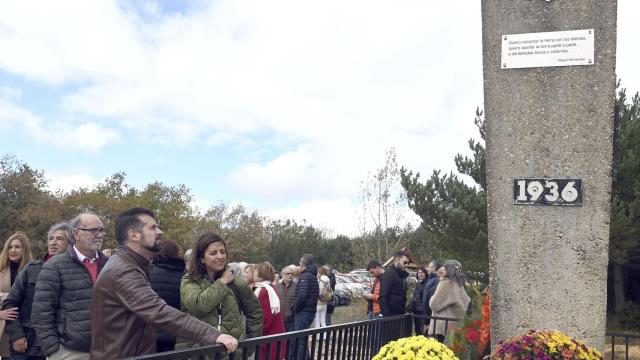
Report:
513,178,582,206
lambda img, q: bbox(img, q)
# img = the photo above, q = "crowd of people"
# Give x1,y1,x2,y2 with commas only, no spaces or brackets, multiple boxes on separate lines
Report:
0,207,470,360
0,207,341,360
363,252,471,344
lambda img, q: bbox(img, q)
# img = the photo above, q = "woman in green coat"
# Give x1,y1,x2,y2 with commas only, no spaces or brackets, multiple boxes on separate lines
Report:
180,232,263,354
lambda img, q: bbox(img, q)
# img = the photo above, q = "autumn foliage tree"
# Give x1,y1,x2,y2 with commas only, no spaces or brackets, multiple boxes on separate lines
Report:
0,155,64,255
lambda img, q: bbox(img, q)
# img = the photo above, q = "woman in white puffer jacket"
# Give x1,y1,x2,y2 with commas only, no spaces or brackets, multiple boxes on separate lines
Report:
314,266,331,331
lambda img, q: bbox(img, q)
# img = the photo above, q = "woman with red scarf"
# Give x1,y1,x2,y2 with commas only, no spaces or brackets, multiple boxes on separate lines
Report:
253,262,286,360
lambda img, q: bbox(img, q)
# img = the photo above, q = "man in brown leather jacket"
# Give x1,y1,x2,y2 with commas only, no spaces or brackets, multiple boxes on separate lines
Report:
90,207,238,359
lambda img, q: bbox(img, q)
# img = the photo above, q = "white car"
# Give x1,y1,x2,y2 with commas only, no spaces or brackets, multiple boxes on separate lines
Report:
347,272,374,286
334,275,370,297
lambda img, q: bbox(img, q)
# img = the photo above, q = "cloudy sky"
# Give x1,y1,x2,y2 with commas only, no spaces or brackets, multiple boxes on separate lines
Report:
1,1,638,236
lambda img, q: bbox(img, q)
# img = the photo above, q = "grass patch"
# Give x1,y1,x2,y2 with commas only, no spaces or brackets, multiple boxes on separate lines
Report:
331,297,369,324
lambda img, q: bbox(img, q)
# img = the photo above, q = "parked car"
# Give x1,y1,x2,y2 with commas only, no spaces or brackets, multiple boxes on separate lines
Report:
349,268,368,274
331,287,352,306
346,272,374,286
335,275,370,297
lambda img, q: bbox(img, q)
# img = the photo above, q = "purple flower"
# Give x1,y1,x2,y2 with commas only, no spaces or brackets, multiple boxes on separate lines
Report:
535,350,552,360
506,343,523,353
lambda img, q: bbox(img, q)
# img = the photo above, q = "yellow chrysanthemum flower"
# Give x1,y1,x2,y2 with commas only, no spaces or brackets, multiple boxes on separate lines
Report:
373,336,460,360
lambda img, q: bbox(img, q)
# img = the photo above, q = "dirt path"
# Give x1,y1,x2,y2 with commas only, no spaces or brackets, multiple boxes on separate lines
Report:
604,340,640,360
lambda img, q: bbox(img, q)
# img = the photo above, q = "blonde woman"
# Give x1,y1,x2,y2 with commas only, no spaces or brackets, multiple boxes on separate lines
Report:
0,232,33,356
314,266,331,332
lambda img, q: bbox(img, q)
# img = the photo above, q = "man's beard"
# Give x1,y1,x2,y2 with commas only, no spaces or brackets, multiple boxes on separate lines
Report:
141,232,162,252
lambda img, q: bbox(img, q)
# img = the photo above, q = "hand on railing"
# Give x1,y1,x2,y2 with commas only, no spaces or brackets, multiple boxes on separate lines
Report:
216,334,238,353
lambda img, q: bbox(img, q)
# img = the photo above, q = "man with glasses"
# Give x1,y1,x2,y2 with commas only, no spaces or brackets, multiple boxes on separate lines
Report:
3,222,71,359
32,213,109,360
378,250,410,317
276,265,297,332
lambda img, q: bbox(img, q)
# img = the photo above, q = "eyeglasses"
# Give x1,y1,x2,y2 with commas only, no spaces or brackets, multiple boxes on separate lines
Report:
282,272,293,276
76,227,107,235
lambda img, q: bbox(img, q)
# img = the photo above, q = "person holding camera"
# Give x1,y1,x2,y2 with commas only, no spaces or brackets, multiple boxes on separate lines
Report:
362,260,384,319
180,232,263,357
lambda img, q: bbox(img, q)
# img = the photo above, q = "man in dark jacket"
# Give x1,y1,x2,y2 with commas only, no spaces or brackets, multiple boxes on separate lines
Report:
276,265,297,332
421,260,441,333
293,254,319,329
292,254,319,360
378,251,410,317
32,213,109,360
3,222,70,359
90,207,237,359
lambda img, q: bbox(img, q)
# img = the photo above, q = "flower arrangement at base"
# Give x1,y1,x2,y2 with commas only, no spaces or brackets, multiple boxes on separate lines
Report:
372,335,459,360
448,287,491,360
491,329,603,360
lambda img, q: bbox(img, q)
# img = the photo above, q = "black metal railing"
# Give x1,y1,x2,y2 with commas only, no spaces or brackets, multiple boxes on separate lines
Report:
606,332,640,360
124,317,640,360
124,315,458,360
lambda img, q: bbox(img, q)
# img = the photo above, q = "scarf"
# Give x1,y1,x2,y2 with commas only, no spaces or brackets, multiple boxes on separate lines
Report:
254,280,281,314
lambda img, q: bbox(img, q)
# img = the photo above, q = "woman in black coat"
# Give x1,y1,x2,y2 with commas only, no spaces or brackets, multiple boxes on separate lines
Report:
149,239,186,353
411,267,428,335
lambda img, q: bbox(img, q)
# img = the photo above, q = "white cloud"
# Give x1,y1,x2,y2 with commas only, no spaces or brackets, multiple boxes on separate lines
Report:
265,197,361,237
63,123,120,151
46,172,101,193
618,0,640,94
0,0,483,143
191,195,212,214
226,148,328,199
0,97,120,152
0,1,147,85
224,119,481,206
265,196,421,238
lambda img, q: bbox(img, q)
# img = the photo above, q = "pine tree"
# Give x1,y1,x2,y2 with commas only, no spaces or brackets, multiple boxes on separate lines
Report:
610,84,640,309
400,108,488,278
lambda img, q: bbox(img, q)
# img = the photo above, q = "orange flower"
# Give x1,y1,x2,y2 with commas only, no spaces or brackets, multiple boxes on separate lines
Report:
450,343,463,353
476,291,491,358
479,291,491,346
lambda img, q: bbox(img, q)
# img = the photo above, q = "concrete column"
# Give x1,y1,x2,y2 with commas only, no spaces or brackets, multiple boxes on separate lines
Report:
481,0,616,350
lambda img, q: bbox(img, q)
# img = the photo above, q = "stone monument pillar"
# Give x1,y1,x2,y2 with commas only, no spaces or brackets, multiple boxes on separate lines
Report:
481,0,616,350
